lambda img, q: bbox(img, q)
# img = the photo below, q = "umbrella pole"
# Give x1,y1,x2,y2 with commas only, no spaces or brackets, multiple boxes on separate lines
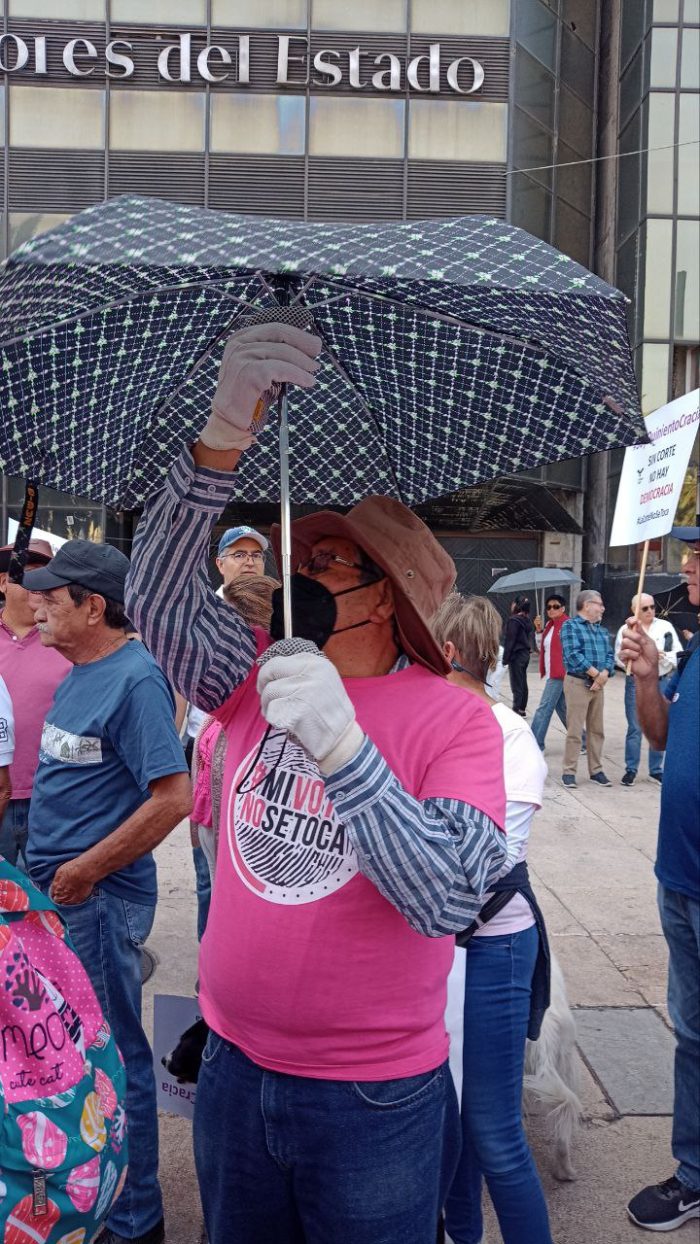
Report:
278,384,293,639
626,539,650,674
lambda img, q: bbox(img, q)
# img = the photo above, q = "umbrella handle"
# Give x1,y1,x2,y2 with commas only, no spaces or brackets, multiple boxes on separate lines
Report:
278,385,293,639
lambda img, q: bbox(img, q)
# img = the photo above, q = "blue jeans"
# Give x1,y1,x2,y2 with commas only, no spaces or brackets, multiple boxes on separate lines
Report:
194,1037,461,1244
445,926,553,1244
530,678,567,750
50,886,162,1240
658,885,700,1190
0,796,30,867
624,675,667,776
192,844,211,941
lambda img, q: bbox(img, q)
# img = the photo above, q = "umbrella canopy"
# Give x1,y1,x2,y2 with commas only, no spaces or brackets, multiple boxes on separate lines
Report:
488,567,582,594
0,197,646,512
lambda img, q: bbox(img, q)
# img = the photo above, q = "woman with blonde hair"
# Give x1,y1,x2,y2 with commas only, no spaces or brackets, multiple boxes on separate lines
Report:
431,593,553,1244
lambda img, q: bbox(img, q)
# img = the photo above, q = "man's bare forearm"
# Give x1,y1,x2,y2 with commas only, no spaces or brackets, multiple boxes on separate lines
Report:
634,675,670,751
74,774,192,885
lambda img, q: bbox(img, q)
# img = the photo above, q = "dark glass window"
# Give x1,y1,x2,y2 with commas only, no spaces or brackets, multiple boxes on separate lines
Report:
616,109,642,245
619,45,644,130
511,173,553,241
515,46,556,130
512,107,554,188
562,0,597,49
543,457,584,487
556,140,593,214
616,231,640,342
554,198,591,266
620,0,648,69
558,84,594,156
515,0,558,71
560,24,596,101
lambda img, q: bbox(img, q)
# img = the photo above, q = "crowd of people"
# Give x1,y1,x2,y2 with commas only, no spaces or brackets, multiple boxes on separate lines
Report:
0,319,698,1244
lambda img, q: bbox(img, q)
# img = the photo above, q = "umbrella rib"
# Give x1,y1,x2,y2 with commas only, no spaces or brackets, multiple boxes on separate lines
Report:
305,280,536,350
319,338,406,503
0,276,270,349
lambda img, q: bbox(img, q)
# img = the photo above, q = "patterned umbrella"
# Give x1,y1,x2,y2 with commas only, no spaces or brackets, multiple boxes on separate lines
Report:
0,196,645,512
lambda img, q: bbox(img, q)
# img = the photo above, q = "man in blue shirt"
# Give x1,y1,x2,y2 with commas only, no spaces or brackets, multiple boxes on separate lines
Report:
561,589,615,788
622,534,700,1233
24,540,191,1244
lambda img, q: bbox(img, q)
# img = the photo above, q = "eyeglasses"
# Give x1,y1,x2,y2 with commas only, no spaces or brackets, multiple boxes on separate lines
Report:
640,605,655,612
299,551,365,576
222,550,264,563
546,603,563,611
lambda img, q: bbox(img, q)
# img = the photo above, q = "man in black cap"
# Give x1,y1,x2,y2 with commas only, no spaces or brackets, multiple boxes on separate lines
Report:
24,539,191,1244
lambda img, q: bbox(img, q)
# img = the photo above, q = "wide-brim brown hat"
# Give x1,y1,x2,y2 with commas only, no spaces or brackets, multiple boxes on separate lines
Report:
0,538,54,574
271,496,456,675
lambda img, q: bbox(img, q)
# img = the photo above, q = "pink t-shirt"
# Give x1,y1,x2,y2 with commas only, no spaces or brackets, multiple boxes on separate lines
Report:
0,620,71,799
198,636,505,1081
191,718,222,829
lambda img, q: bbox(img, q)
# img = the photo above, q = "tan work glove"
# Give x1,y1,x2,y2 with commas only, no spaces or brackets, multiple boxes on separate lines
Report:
199,322,322,452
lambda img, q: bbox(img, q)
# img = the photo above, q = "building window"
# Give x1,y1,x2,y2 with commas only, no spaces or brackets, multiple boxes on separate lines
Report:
210,94,305,155
109,90,206,152
8,212,71,254
308,96,404,158
643,219,674,338
410,0,510,36
680,24,700,88
556,141,592,214
8,0,104,15
312,0,406,31
562,0,597,50
683,0,700,23
212,0,307,27
558,84,593,156
554,198,591,267
645,91,676,213
512,106,553,186
515,46,555,130
511,173,552,240
678,93,700,213
408,99,507,162
650,26,679,86
653,0,679,20
617,108,642,244
640,342,671,414
111,0,206,21
675,220,700,341
514,0,558,73
10,86,105,149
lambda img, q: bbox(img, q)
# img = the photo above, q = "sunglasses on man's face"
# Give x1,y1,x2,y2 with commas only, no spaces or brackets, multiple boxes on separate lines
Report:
640,605,655,612
546,603,563,611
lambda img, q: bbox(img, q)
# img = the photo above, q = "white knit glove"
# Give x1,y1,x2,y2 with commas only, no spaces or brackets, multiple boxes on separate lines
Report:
199,322,322,452
257,651,365,775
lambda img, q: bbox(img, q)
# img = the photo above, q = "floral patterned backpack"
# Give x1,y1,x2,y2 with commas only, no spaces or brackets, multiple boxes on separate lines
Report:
0,858,128,1244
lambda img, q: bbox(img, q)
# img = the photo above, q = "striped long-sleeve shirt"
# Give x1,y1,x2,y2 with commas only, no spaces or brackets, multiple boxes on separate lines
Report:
125,448,506,936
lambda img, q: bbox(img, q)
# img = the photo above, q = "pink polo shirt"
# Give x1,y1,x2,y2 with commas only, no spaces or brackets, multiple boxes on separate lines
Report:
198,634,505,1081
0,618,71,799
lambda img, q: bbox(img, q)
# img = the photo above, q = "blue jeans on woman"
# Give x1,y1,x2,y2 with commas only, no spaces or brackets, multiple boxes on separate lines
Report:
194,1035,460,1244
444,925,553,1244
658,884,700,1190
48,886,162,1241
531,678,567,751
624,675,667,776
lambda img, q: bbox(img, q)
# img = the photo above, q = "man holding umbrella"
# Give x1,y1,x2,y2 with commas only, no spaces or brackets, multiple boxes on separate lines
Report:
126,320,508,1244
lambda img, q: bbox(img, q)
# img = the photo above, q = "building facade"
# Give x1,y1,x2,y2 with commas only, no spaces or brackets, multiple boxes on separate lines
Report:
0,0,697,607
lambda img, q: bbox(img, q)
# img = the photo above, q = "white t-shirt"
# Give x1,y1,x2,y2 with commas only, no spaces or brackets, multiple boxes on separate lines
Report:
614,616,683,678
474,702,547,937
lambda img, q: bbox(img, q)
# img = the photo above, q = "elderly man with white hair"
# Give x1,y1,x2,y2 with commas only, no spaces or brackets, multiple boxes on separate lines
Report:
614,593,682,786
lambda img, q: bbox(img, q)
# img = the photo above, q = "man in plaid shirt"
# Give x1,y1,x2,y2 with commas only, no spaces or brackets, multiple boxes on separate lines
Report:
560,589,615,788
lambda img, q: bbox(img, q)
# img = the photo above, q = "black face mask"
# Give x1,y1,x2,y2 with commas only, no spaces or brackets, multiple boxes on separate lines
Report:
270,574,378,647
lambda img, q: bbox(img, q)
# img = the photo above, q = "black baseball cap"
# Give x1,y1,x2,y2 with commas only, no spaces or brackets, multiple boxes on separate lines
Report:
23,539,130,604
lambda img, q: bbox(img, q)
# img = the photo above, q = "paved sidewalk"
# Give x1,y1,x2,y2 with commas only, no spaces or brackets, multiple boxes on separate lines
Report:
145,666,691,1243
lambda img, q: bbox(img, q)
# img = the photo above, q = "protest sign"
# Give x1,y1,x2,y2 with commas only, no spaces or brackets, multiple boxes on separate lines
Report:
609,389,699,547
153,994,201,1122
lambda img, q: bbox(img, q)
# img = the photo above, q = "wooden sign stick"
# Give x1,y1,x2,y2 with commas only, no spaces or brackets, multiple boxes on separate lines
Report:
626,538,650,674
